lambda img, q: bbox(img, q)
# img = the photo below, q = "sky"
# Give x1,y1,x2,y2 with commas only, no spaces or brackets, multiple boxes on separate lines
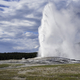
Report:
0,0,48,53
0,0,80,53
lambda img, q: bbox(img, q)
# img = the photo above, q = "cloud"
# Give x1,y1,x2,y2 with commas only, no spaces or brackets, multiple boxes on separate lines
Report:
0,0,48,52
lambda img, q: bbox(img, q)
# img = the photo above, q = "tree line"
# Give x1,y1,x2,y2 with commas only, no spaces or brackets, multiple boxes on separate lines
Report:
0,52,37,60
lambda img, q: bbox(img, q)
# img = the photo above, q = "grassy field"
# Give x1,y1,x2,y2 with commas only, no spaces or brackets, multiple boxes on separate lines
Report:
0,63,80,80
0,64,23,68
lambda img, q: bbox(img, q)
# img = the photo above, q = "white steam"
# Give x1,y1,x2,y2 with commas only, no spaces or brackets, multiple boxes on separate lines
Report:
38,0,80,59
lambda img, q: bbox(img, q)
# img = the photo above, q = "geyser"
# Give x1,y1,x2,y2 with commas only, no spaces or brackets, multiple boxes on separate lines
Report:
38,0,80,59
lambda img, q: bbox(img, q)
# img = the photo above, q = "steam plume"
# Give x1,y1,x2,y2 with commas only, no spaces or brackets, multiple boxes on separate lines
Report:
38,0,80,59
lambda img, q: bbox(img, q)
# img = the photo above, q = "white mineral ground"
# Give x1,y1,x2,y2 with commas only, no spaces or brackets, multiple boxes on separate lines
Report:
0,57,80,69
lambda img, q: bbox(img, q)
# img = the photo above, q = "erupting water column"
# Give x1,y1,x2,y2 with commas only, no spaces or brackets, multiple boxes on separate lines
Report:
38,0,80,59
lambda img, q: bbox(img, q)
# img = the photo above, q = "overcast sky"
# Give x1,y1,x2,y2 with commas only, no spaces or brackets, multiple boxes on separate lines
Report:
0,0,48,52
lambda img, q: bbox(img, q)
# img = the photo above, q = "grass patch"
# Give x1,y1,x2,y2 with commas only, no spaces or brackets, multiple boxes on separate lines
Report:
0,64,24,68
32,63,80,68
52,77,78,80
58,73,80,77
18,74,26,78
26,76,79,80
26,76,54,80
10,64,24,67
0,69,18,80
0,64,10,68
